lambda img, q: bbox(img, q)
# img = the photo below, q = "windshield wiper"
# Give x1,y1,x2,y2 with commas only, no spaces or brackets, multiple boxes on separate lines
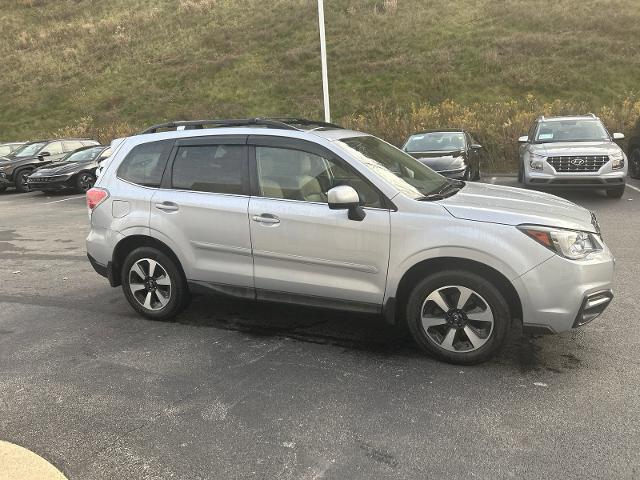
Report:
418,179,465,201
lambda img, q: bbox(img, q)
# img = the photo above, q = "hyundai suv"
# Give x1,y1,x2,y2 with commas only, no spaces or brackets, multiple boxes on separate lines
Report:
518,115,627,198
0,138,99,192
86,118,615,364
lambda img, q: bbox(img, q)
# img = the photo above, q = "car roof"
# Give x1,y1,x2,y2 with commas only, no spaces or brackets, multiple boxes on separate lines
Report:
538,115,601,122
133,118,370,144
408,129,465,136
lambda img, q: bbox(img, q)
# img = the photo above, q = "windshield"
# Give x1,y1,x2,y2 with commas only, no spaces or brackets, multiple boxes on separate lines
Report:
404,132,466,152
534,120,610,143
64,146,104,163
337,135,448,198
14,142,47,157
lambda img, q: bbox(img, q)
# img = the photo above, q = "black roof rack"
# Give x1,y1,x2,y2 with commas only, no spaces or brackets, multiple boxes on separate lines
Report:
138,117,342,135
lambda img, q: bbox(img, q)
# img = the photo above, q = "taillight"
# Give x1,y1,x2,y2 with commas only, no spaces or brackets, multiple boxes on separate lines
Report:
86,187,109,211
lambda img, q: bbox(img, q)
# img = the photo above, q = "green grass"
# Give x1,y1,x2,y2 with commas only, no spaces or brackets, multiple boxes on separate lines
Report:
1,0,640,169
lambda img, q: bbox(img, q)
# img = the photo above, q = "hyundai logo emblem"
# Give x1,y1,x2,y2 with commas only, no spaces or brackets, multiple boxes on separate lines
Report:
571,158,585,166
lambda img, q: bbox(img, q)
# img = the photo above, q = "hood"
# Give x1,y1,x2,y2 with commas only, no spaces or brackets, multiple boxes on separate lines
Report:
532,141,621,156
31,162,85,176
408,150,465,171
0,155,37,166
439,182,596,232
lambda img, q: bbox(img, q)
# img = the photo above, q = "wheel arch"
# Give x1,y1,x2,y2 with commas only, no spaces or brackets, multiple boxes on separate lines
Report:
111,234,186,287
390,257,522,327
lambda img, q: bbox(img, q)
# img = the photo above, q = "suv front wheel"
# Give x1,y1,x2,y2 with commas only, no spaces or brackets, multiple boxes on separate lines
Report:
406,270,510,364
121,247,188,321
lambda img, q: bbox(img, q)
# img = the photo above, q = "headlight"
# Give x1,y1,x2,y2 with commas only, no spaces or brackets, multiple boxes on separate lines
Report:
610,151,625,170
518,225,603,260
529,153,545,171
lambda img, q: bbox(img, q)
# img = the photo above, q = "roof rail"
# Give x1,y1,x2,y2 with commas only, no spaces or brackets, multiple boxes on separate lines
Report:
588,112,597,118
138,117,342,135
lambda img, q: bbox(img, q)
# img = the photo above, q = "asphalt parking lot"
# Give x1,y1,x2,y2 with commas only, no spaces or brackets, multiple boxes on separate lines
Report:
1,177,639,480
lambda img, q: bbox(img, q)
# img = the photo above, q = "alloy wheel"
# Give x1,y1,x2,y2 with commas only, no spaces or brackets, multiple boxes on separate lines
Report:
78,173,94,192
420,285,494,352
128,258,172,311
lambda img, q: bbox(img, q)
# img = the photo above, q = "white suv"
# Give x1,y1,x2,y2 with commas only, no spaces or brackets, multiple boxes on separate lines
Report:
86,119,615,364
518,115,628,198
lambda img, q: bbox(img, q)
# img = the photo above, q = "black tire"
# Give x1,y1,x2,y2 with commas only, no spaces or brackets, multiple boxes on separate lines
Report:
629,149,640,179
474,163,481,181
121,246,189,321
0,185,6,193
606,185,625,199
405,270,511,365
75,172,95,193
517,162,524,183
14,169,31,193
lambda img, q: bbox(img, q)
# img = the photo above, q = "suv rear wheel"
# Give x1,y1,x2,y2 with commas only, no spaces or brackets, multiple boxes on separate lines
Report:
121,247,188,321
405,270,510,364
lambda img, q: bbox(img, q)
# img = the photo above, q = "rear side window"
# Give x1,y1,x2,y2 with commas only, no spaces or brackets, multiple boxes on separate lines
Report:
46,142,64,155
171,145,247,195
63,141,83,152
117,140,172,187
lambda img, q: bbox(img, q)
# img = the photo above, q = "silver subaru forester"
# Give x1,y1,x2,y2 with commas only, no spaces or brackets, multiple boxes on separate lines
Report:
86,118,615,364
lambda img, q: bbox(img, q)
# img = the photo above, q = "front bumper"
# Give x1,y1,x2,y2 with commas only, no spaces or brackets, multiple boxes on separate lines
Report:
513,246,615,333
27,176,73,191
524,167,626,189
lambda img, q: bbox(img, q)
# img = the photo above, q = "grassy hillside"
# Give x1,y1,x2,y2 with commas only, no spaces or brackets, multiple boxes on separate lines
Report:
2,0,640,169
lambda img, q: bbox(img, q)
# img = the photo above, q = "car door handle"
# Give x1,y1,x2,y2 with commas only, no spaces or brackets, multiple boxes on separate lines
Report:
155,202,179,212
252,214,280,225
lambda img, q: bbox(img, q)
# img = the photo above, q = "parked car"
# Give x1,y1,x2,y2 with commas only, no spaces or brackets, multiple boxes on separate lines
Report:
626,118,640,179
0,138,99,192
27,145,112,193
86,118,614,365
0,142,26,158
402,129,482,180
518,114,627,198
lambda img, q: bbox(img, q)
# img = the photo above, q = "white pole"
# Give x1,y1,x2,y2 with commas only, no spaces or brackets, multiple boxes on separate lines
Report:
317,0,331,123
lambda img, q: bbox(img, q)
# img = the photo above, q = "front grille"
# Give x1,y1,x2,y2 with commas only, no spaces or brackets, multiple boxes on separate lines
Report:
547,155,609,172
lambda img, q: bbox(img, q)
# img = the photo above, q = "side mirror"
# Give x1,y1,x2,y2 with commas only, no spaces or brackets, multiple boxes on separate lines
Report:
518,136,529,143
327,185,366,221
613,132,625,140
38,151,51,160
470,143,483,150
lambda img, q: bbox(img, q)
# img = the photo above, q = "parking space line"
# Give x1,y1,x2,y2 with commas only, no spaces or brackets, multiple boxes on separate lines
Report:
626,183,640,193
43,195,84,205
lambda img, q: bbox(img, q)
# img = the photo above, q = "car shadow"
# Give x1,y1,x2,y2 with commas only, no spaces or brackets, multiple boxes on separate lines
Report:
174,293,560,370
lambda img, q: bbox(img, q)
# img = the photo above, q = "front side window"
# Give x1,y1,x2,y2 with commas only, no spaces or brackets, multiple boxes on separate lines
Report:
14,142,47,157
172,145,246,194
117,140,172,187
404,132,466,152
0,146,11,157
534,120,610,143
255,146,382,207
337,135,447,199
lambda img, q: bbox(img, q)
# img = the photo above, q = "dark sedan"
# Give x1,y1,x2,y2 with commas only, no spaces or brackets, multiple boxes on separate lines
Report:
402,129,482,180
27,145,111,193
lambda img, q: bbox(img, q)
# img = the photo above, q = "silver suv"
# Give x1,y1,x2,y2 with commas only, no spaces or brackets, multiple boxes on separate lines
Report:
518,115,627,198
86,118,615,364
